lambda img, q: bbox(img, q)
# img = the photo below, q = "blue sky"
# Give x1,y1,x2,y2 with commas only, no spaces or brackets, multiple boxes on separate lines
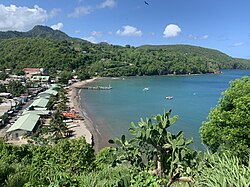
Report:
0,0,249,58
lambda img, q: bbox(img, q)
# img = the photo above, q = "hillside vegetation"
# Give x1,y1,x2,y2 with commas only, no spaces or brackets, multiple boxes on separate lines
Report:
0,25,249,77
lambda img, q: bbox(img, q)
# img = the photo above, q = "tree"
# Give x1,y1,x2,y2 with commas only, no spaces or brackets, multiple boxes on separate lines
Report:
0,72,8,80
58,71,72,84
7,80,26,97
0,84,7,92
200,76,250,160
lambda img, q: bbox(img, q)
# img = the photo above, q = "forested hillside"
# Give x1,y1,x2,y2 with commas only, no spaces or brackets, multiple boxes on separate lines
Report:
0,26,249,77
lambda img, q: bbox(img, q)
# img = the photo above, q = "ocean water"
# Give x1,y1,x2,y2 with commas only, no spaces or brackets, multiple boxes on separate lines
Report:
80,70,250,150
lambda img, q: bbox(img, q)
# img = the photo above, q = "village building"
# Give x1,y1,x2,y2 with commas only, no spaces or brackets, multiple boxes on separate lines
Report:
22,110,51,117
30,75,51,88
0,100,11,126
6,113,41,140
23,68,44,75
31,75,51,83
7,75,26,82
38,88,58,97
0,93,12,99
29,98,49,110
5,85,58,140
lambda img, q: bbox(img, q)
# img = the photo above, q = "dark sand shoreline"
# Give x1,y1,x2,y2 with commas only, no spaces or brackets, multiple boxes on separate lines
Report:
70,77,113,152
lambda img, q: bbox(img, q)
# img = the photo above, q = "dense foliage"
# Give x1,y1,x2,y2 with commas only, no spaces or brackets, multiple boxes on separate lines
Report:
0,137,95,186
109,111,196,186
0,110,250,186
0,26,249,79
200,76,250,161
194,152,250,186
7,80,26,97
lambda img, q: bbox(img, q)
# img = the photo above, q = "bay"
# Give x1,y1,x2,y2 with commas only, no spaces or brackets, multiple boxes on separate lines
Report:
80,70,250,150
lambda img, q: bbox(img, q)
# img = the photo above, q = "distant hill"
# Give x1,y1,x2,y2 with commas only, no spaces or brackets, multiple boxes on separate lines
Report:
0,25,72,40
0,25,249,77
138,44,233,64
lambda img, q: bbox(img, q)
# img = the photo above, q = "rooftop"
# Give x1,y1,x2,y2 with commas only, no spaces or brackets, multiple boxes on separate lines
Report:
6,113,40,132
31,76,50,82
30,98,49,108
22,110,50,116
39,88,58,96
23,68,41,72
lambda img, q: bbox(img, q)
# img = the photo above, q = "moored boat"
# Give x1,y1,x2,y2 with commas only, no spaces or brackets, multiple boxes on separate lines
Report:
165,96,173,100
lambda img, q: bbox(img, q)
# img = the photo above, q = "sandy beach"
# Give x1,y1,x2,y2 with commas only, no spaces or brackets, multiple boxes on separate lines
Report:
68,78,111,151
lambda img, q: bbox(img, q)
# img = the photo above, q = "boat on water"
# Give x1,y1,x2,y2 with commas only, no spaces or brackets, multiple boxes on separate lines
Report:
165,96,173,100
143,87,149,91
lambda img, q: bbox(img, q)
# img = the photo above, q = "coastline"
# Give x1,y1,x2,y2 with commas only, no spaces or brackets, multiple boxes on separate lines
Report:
68,77,112,151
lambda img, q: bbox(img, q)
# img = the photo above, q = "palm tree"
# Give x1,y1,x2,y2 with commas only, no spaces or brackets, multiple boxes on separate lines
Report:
47,110,69,141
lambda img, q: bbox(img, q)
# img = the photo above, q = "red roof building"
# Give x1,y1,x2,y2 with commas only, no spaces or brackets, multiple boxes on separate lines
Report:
23,68,42,75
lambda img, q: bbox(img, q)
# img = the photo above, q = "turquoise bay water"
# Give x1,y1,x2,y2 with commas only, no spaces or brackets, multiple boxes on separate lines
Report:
80,70,250,150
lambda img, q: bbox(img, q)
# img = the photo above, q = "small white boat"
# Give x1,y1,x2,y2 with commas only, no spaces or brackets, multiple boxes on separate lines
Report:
143,87,149,91
165,96,173,100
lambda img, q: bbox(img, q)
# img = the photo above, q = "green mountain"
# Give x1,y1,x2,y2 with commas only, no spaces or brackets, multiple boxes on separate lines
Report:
0,25,249,77
0,25,71,40
138,44,233,64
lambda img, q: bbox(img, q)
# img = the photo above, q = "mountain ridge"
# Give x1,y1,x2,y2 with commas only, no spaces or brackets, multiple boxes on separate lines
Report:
0,25,74,41
0,25,249,77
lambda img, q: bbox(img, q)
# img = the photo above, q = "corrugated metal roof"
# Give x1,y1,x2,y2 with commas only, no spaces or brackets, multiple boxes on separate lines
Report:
30,98,49,108
6,113,40,132
38,89,58,96
50,84,59,89
37,94,50,99
43,89,58,96
22,110,50,116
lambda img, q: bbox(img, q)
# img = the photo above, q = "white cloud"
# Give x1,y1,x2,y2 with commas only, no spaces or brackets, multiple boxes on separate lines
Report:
163,24,181,38
91,31,102,37
69,0,116,18
231,42,244,47
201,35,208,39
68,6,93,18
0,4,49,31
75,30,80,33
51,22,63,30
82,36,97,43
189,34,208,40
116,25,142,37
99,0,116,8
49,8,61,18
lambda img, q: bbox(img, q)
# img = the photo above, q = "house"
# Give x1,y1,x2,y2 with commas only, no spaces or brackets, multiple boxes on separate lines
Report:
38,88,58,97
23,68,43,75
22,110,51,117
31,76,51,83
0,93,12,99
23,68,42,78
8,75,26,82
6,113,41,140
0,101,11,126
29,98,49,110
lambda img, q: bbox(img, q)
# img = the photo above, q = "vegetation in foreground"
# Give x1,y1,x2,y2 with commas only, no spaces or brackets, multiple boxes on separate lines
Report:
0,76,250,186
200,76,250,161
